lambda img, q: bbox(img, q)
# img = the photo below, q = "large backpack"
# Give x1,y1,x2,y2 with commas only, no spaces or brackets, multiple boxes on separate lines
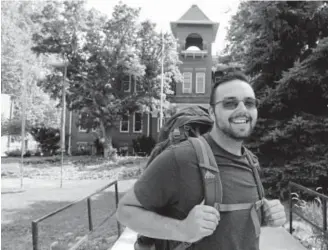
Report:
134,106,265,250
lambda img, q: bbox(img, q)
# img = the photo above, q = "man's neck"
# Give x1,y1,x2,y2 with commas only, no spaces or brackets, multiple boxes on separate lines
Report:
209,128,243,156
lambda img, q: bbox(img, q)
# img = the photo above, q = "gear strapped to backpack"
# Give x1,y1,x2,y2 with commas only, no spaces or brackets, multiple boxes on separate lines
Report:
134,106,265,250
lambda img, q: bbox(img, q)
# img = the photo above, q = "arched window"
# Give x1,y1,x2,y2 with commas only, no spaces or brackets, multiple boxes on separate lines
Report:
185,33,203,50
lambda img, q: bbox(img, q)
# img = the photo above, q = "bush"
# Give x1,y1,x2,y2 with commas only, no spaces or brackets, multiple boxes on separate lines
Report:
290,194,328,249
5,149,22,157
132,135,156,156
30,126,60,156
5,149,32,157
260,154,328,200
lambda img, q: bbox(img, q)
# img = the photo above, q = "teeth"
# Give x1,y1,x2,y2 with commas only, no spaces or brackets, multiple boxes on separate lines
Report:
231,118,248,124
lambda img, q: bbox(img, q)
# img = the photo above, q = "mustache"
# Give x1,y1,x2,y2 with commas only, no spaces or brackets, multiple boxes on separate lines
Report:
229,113,252,121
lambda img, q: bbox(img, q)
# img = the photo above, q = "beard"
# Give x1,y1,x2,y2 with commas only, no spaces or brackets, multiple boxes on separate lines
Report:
214,115,256,141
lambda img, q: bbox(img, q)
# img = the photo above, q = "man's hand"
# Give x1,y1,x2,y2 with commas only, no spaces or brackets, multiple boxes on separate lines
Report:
263,199,286,227
180,201,220,243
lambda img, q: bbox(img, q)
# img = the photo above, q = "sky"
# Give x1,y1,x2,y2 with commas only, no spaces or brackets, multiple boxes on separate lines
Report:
85,0,241,55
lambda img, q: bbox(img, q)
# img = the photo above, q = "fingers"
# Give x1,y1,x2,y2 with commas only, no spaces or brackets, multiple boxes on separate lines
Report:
201,220,218,230
267,211,286,221
200,228,214,237
267,217,286,227
263,199,287,227
200,205,220,217
263,199,284,213
202,211,220,223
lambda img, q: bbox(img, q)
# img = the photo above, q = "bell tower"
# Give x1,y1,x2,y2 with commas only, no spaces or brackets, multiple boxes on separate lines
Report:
170,5,219,109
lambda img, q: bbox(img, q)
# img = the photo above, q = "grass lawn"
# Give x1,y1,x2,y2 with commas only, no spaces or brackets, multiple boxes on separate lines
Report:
1,156,145,250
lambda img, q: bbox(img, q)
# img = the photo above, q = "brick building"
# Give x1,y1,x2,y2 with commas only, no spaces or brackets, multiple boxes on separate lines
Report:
66,5,219,155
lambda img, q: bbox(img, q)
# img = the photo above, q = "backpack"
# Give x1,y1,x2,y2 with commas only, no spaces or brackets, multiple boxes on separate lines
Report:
134,106,265,250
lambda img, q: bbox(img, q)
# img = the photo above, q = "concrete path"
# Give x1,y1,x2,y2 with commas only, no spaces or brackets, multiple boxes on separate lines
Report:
1,178,136,211
111,227,306,250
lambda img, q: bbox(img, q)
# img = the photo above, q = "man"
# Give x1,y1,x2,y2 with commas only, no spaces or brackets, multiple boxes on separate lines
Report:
116,70,286,250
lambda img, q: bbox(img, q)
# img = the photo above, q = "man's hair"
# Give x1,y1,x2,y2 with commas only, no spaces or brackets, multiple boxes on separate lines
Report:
210,68,250,106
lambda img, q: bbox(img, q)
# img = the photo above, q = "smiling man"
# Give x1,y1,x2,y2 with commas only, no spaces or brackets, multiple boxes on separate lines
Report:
117,69,286,250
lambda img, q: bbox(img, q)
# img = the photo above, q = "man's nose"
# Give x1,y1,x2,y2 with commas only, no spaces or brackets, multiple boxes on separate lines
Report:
236,100,247,111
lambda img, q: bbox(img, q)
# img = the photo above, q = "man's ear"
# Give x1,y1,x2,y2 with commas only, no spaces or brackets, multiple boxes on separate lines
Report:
208,106,215,121
208,105,215,121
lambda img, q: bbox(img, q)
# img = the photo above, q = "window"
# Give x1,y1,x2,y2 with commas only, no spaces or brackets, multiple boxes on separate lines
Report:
120,114,129,133
134,77,143,93
215,76,221,83
122,75,131,92
78,113,89,132
79,126,87,132
196,72,205,93
182,72,192,93
133,112,142,133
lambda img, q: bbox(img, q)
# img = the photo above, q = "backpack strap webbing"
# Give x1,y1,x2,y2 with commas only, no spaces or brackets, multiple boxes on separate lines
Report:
244,147,266,238
188,137,222,209
171,137,223,250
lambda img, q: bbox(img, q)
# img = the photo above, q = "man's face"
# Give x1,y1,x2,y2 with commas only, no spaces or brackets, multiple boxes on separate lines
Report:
209,79,258,141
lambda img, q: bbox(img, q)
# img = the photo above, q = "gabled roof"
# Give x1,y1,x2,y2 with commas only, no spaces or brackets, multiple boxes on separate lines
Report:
170,5,219,40
178,4,211,23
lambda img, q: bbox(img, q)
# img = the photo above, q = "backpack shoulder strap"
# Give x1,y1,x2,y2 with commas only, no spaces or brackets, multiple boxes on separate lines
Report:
188,137,222,209
243,147,265,199
170,137,222,250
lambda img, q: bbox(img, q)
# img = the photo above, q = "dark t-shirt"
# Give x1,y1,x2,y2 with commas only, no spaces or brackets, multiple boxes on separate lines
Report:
134,133,263,250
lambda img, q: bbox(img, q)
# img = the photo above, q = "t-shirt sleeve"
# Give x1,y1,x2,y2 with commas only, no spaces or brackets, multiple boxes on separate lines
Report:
134,147,180,211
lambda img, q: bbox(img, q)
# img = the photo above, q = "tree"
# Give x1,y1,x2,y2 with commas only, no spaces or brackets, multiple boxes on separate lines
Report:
1,1,60,128
224,1,328,198
135,20,182,119
32,2,182,158
1,117,30,136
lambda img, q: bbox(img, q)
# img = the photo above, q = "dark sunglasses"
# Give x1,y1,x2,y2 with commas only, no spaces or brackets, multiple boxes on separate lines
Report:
213,97,259,110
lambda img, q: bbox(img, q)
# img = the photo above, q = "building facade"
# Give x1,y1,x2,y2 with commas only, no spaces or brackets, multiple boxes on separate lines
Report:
66,5,219,155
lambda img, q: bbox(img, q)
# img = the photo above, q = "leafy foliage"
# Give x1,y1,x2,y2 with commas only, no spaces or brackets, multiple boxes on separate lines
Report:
32,2,182,157
132,135,156,156
1,117,30,136
223,1,328,198
30,126,60,156
1,1,60,128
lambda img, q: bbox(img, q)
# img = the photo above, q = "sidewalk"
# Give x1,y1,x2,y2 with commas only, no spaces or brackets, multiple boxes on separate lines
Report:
111,227,306,250
1,178,136,211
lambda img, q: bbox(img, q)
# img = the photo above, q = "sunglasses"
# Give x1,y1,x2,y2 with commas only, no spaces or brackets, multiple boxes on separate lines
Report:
213,97,259,110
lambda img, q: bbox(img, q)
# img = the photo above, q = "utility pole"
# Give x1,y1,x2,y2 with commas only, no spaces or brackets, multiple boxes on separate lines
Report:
67,109,72,156
60,61,67,188
160,31,164,128
20,68,27,189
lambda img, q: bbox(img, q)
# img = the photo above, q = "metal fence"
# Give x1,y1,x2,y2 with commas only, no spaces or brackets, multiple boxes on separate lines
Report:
31,180,121,250
288,181,328,236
